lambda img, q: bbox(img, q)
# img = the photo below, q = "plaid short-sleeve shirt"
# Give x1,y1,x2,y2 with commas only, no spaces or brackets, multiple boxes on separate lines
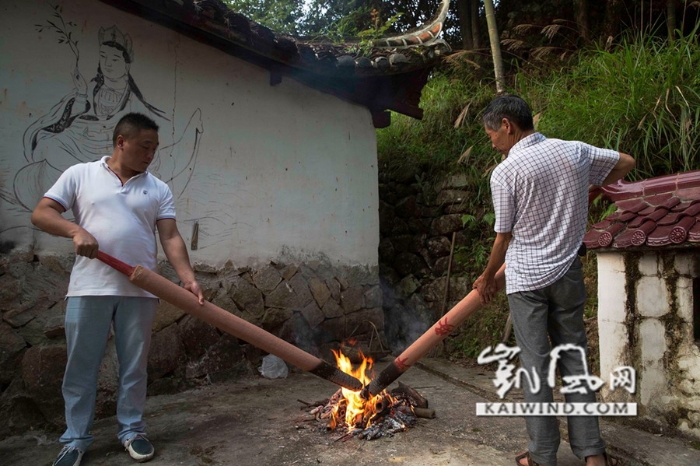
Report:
491,133,619,293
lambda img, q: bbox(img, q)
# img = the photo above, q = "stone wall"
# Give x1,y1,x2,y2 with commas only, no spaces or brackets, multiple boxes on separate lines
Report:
377,171,480,352
0,248,383,439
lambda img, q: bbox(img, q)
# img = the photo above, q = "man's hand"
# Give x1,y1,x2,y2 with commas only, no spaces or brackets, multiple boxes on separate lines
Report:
183,280,205,305
72,230,99,259
473,273,498,305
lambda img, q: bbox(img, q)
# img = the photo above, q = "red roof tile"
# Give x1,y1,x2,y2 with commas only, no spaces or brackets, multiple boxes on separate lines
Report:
584,170,700,250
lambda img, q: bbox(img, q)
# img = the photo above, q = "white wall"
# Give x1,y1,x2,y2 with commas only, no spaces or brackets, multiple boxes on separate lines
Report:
0,0,379,268
598,250,700,438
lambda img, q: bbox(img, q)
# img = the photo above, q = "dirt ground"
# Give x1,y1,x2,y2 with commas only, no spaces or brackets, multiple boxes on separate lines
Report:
0,359,595,466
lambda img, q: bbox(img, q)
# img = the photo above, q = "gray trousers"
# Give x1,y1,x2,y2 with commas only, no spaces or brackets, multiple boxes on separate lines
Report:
508,257,605,465
60,296,157,451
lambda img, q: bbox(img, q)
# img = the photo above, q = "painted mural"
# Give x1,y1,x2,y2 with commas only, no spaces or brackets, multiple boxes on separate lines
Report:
3,4,203,226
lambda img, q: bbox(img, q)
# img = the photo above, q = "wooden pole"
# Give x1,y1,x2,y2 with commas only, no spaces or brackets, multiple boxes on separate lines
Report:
97,251,363,391
364,263,506,397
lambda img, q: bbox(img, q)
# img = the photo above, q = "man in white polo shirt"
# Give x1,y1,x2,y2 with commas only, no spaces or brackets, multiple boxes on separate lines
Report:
473,95,634,466
31,112,204,466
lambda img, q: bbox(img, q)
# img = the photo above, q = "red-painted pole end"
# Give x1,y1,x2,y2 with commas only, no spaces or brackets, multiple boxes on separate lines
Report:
97,251,135,276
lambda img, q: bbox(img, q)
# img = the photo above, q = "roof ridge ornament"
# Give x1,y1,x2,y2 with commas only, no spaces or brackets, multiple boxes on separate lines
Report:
371,0,451,50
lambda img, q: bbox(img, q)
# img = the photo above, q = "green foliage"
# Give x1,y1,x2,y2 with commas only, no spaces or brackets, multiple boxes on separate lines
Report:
321,6,403,56
223,0,304,35
517,30,700,179
377,60,499,183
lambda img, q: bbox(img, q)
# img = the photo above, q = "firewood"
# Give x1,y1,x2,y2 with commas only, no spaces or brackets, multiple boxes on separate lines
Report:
413,407,436,419
390,381,429,408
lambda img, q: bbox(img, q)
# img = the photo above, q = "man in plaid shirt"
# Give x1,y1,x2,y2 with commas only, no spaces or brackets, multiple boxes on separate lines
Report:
473,95,635,466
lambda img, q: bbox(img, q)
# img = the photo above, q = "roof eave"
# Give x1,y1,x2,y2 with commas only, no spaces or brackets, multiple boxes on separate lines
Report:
98,0,437,125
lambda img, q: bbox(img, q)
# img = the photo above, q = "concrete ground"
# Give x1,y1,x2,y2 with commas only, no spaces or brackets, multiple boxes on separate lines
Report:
2,358,700,466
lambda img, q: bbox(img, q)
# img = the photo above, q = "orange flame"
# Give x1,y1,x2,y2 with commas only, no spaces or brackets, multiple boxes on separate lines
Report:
330,348,393,429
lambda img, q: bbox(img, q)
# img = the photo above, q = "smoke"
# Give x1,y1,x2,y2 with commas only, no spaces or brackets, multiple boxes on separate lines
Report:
380,278,433,353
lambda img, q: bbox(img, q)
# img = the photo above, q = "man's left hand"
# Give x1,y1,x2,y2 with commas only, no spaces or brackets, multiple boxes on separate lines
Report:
473,273,497,305
184,280,205,305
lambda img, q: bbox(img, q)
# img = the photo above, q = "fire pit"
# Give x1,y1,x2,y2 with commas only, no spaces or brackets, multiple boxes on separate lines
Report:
299,348,435,441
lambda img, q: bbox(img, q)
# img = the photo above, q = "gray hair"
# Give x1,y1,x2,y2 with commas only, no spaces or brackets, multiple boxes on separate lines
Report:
482,95,534,131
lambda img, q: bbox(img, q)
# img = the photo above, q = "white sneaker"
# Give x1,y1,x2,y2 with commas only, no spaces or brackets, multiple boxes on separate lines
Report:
124,434,155,462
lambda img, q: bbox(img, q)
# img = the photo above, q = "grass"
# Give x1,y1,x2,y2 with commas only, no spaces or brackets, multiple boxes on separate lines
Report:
377,30,700,364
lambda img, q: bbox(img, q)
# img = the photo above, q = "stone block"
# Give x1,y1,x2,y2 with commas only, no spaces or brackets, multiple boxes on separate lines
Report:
345,265,378,286
675,252,698,276
309,278,331,308
426,236,451,258
261,307,293,330
430,215,463,236
443,174,469,189
318,316,347,342
397,275,420,298
265,274,312,310
21,345,66,424
363,286,383,309
419,278,442,303
449,277,471,301
301,301,324,329
340,286,364,314
278,312,317,355
638,252,660,276
3,297,54,328
322,299,344,319
637,277,669,317
185,333,243,380
178,315,220,359
677,347,700,382
596,253,627,323
43,315,65,339
432,255,465,276
153,300,186,332
148,323,184,381
336,276,350,290
378,238,395,261
596,320,628,387
211,288,238,313
0,322,26,384
443,204,470,214
639,318,668,407
389,235,413,253
230,276,265,316
640,361,667,408
394,252,427,277
395,195,419,218
436,190,468,205
281,265,298,281
0,275,20,311
407,217,431,234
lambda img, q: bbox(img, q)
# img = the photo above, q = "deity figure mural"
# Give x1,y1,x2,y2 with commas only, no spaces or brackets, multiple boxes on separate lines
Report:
12,18,202,213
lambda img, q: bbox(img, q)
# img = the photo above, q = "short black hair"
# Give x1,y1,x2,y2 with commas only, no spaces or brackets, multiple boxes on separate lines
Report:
113,113,159,146
482,95,534,132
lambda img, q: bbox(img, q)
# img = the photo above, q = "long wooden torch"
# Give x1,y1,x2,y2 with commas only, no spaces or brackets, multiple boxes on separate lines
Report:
363,264,506,397
97,251,363,391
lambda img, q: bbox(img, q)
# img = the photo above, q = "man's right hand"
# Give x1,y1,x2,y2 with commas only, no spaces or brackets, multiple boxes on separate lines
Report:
73,230,99,259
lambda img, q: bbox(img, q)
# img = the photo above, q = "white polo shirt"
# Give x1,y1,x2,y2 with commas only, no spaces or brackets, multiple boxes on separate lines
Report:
45,156,176,297
491,133,619,294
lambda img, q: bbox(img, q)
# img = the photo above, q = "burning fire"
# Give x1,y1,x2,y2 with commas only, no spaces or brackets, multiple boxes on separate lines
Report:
329,348,396,430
